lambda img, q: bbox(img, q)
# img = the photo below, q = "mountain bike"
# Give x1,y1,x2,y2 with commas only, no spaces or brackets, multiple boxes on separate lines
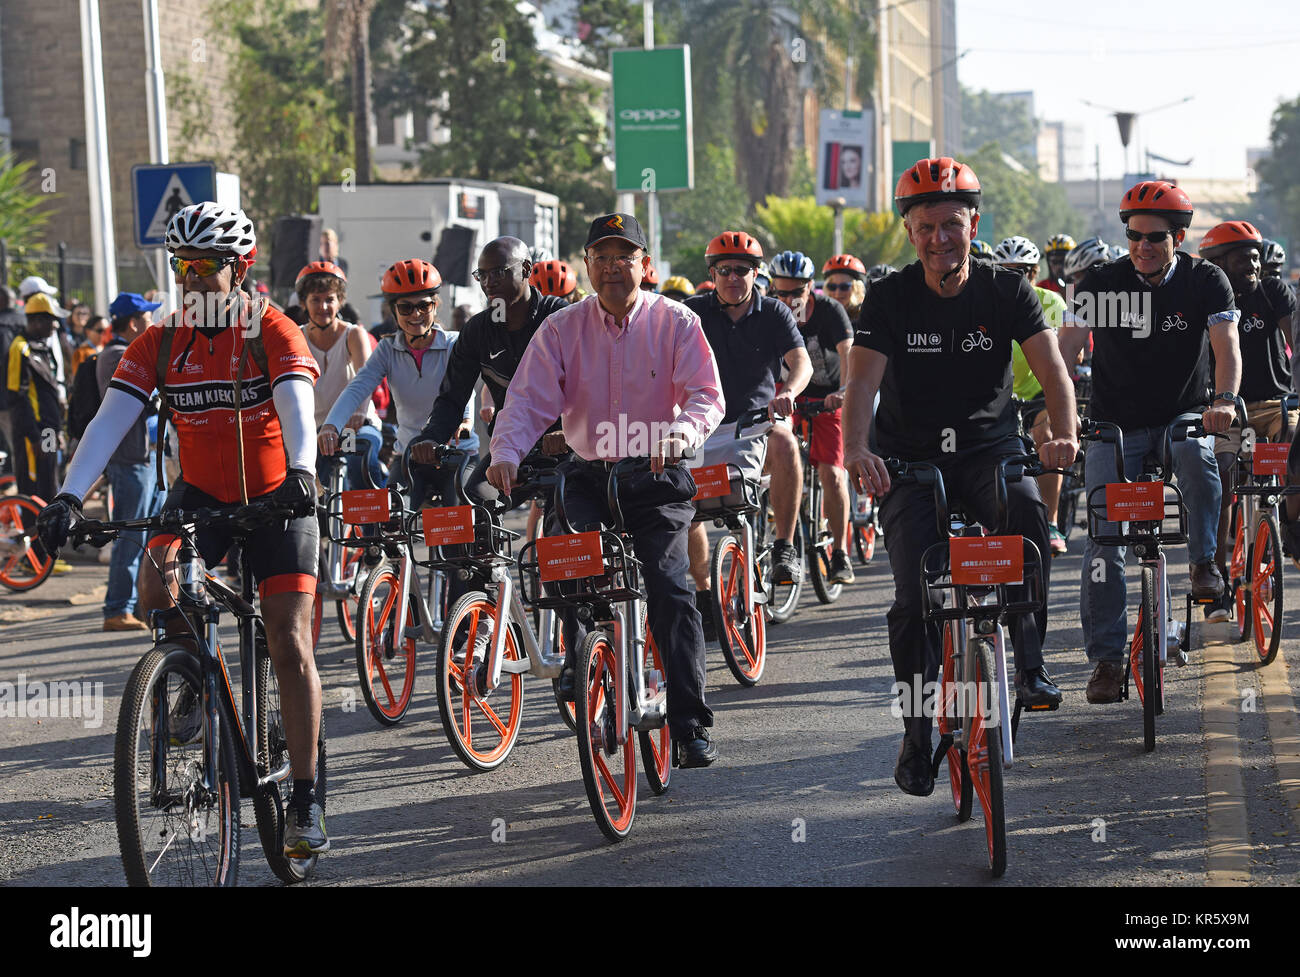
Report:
70,499,327,886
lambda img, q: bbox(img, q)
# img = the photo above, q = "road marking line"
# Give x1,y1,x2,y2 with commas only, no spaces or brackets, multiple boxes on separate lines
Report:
1201,635,1250,885
1257,646,1300,835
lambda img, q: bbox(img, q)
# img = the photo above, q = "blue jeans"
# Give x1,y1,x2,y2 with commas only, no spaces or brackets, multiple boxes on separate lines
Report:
316,424,386,489
104,460,164,619
1080,420,1220,662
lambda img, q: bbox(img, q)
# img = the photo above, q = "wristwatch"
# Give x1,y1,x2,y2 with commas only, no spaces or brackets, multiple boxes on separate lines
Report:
1212,392,1239,405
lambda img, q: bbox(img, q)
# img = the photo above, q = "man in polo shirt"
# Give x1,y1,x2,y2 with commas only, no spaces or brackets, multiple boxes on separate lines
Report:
844,157,1077,796
1058,182,1241,704
683,232,811,632
487,213,726,768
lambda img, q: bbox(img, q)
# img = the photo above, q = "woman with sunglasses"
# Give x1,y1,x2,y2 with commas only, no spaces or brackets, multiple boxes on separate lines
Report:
822,253,867,321
318,259,477,496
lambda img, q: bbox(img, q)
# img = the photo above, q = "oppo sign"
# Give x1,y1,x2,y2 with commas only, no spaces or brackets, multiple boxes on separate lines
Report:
619,108,683,123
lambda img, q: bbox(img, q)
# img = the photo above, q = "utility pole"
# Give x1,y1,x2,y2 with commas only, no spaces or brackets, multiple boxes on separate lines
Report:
79,0,117,311
643,1,661,277
143,0,175,312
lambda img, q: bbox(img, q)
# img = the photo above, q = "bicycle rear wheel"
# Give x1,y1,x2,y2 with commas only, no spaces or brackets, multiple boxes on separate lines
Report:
1250,516,1283,666
1231,498,1251,643
638,630,672,796
806,511,844,605
436,592,525,772
253,634,327,884
114,644,239,887
711,535,766,686
758,489,802,623
0,495,54,592
1133,565,1159,753
355,565,418,725
968,640,1006,878
575,631,637,842
853,520,878,564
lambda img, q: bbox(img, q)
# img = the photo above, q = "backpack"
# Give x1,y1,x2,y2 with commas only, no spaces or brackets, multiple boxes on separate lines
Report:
154,295,273,501
67,352,102,439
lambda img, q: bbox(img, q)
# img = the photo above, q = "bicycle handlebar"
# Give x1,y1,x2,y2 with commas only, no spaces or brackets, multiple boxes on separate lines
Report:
70,498,310,549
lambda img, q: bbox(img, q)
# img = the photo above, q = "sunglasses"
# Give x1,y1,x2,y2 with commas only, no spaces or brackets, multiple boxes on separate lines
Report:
170,255,237,278
770,286,807,299
471,261,521,283
823,281,853,292
1125,228,1174,244
395,298,436,316
712,264,755,279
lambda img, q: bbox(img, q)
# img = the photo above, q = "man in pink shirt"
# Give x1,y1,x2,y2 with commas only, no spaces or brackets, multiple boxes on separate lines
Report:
488,213,725,768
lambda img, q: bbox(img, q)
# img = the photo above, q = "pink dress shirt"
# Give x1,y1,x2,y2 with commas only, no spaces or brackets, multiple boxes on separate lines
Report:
490,290,724,467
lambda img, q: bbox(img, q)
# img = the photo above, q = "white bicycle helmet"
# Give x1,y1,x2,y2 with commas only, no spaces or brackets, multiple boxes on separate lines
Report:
770,250,814,280
1063,237,1111,279
754,261,772,288
165,202,257,256
1106,244,1127,263
866,263,895,282
993,236,1041,267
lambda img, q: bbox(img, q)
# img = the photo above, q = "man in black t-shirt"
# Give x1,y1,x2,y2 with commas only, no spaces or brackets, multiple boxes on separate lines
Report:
769,252,857,583
844,157,1078,797
683,233,811,631
1198,221,1300,603
1057,182,1241,705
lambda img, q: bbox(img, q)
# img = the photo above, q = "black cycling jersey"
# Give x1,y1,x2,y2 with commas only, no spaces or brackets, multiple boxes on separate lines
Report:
855,260,1047,461
1073,252,1235,429
798,294,854,398
1236,276,1297,403
685,289,803,424
422,286,568,443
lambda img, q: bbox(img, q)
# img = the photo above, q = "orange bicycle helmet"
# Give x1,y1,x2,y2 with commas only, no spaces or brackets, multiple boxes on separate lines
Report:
295,261,346,287
704,231,763,266
696,280,716,292
1119,181,1193,229
895,157,981,216
530,259,578,297
1198,220,1262,260
822,254,866,279
381,259,441,296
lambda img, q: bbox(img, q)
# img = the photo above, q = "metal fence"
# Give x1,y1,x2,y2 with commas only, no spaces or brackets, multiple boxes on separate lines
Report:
0,240,163,311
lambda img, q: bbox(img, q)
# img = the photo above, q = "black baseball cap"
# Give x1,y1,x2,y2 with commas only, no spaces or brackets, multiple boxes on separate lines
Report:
584,213,648,252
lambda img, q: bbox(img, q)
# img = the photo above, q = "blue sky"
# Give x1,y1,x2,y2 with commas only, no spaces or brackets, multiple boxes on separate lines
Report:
955,0,1299,179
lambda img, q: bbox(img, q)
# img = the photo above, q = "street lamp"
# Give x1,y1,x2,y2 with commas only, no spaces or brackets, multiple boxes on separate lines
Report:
911,48,970,141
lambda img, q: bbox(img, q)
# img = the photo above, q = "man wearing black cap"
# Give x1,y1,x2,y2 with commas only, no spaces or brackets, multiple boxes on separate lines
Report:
97,293,165,630
486,213,727,768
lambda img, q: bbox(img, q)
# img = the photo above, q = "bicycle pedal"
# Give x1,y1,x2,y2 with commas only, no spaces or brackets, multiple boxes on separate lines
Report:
1020,700,1059,712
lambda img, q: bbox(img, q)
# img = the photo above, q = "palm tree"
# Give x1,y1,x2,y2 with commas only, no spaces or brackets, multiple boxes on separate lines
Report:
325,0,378,185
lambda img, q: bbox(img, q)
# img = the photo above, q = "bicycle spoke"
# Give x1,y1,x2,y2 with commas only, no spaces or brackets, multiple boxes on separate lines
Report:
593,750,627,809
473,697,510,738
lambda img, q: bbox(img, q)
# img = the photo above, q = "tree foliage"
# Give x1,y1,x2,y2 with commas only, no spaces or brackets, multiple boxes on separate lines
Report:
962,87,1037,170
659,142,751,279
750,197,909,270
1254,95,1300,258
964,142,1084,247
0,152,53,252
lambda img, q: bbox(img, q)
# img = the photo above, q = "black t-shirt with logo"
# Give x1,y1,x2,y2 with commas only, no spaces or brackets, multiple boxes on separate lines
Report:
1236,276,1297,402
798,294,854,397
855,261,1047,461
1073,252,1235,429
685,290,804,424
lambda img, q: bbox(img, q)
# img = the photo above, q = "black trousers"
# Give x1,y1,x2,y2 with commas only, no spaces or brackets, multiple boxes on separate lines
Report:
558,460,712,739
879,437,1050,747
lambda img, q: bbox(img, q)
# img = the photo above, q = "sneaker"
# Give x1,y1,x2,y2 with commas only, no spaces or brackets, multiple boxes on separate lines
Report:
828,548,855,584
1202,593,1230,624
694,590,717,643
283,800,330,856
167,685,202,746
51,559,72,575
1049,525,1067,556
103,613,149,632
1085,660,1125,704
673,725,719,768
771,539,799,586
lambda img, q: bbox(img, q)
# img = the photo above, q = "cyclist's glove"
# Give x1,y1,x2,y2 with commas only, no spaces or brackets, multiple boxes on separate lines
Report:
273,467,317,517
35,493,83,556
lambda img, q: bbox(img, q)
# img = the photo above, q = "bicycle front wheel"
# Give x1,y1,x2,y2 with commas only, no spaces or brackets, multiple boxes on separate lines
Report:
758,489,802,623
355,565,418,725
1231,498,1251,643
1250,515,1283,666
968,640,1006,878
711,535,766,686
576,631,637,842
0,495,54,592
1135,564,1160,753
436,592,524,772
114,644,239,887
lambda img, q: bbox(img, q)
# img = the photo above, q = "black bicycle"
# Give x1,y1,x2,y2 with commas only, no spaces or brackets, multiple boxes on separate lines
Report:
71,499,327,886
792,398,846,605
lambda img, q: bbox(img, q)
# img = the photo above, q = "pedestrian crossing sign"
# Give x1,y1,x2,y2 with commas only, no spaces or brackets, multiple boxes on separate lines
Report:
131,162,216,248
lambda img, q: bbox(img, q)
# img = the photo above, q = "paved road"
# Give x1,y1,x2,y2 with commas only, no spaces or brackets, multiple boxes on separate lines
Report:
3,526,1300,886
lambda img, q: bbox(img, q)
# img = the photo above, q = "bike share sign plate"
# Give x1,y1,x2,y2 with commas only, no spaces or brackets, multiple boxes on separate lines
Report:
692,463,731,500
1105,481,1163,522
951,535,1023,585
341,489,390,524
423,506,474,546
1253,442,1289,476
537,532,604,583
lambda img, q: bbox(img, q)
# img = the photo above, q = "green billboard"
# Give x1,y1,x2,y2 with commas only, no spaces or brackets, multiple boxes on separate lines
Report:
611,46,693,193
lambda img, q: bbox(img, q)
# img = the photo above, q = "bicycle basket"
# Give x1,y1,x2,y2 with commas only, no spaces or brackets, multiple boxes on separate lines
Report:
1086,480,1187,546
517,530,643,608
920,535,1046,621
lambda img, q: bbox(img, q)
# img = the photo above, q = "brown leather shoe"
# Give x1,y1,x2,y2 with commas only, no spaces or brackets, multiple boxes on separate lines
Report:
103,613,149,632
1189,561,1224,600
1085,660,1125,704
